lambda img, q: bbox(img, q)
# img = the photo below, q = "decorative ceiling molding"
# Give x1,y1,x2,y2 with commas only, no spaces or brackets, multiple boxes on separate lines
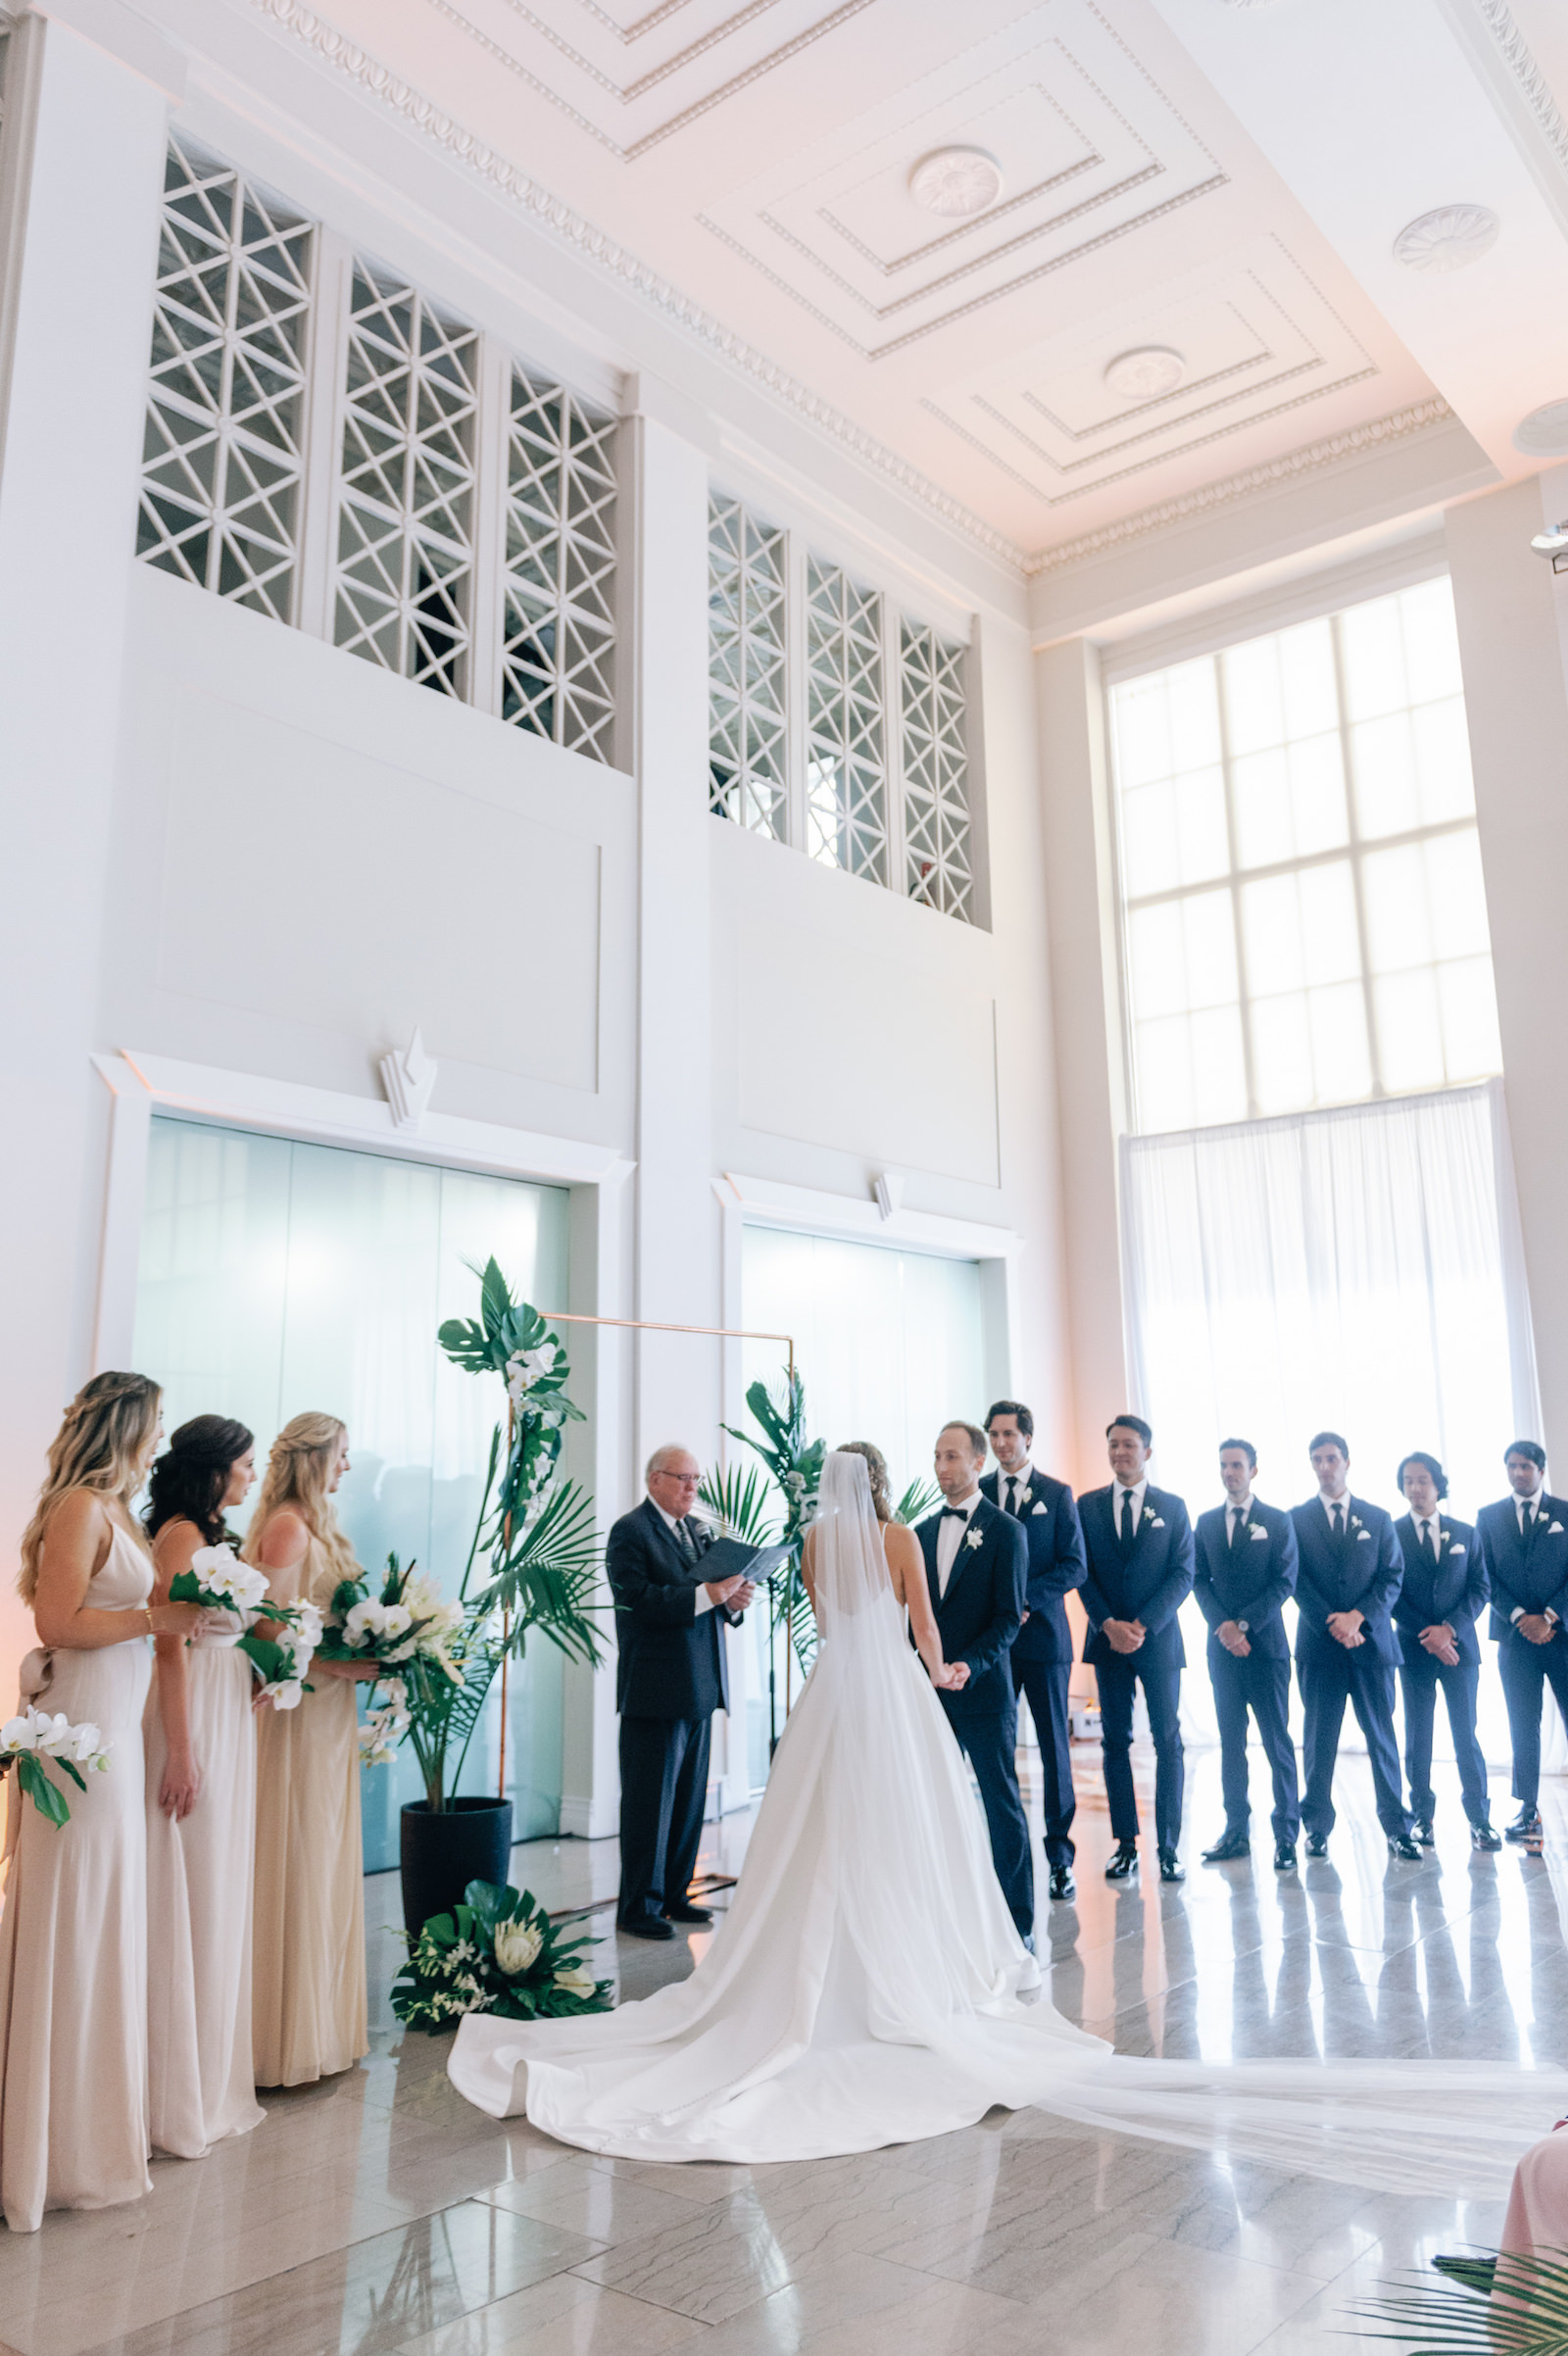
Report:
1392,202,1500,271
1469,0,1568,177
1023,397,1455,574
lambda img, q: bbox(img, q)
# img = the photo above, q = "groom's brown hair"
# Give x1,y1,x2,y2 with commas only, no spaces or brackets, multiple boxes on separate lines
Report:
940,1420,988,1458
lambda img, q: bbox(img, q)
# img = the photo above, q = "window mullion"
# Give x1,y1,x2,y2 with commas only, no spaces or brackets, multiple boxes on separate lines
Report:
467,338,508,721
787,530,808,854
885,598,906,899
1330,611,1385,1098
1213,651,1258,1121
295,228,349,642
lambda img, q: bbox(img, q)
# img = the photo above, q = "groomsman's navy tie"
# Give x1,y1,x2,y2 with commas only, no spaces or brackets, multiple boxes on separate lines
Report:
1120,1492,1136,1551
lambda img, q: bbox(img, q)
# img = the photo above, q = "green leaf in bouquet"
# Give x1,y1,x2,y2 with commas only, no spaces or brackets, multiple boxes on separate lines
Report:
16,1751,71,1829
54,1756,87,1794
168,1567,205,1606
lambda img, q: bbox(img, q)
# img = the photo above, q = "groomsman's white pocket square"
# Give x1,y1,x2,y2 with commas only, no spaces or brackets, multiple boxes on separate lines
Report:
1450,1545,1466,1557
1551,1522,1565,1536
1031,1500,1048,1515
1150,1516,1165,1529
1250,1524,1269,1543
1356,1530,1371,1541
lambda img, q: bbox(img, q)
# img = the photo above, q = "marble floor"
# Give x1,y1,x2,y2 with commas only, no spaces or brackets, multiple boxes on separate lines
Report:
4,1743,1567,2356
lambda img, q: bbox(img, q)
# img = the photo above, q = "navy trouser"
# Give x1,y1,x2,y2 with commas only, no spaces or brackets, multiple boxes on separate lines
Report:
1097,1652,1184,1851
1012,1655,1077,1868
1398,1654,1489,1824
1497,1629,1568,1808
1298,1648,1411,1839
617,1711,710,1926
942,1695,1034,1939
1210,1648,1298,1843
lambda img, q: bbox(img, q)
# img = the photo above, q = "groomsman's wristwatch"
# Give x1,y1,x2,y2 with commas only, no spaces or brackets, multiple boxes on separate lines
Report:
1235,1620,1250,1634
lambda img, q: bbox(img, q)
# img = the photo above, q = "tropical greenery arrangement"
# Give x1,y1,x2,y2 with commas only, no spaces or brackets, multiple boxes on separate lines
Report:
1348,2246,1568,2350
360,1258,604,1812
391,1876,612,2029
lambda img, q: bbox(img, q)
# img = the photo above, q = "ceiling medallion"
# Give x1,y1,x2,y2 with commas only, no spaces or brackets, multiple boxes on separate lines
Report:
1514,398,1568,457
908,147,1004,220
1103,346,1187,401
1392,204,1500,271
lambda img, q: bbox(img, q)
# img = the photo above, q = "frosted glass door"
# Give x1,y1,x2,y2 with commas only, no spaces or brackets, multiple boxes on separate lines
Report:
134,1118,570,1869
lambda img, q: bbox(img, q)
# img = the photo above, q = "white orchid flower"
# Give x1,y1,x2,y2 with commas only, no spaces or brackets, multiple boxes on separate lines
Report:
271,1680,304,1711
1,1713,38,1752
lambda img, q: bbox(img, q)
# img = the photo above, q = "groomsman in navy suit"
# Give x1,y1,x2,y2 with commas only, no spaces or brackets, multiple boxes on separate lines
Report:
1193,1439,1301,1871
1290,1432,1420,1860
917,1422,1035,1951
1477,1440,1568,1844
1393,1450,1498,1850
1079,1414,1195,1885
982,1399,1086,1903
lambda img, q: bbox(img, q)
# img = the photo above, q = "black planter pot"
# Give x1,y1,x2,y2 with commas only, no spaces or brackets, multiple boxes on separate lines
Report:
400,1796,514,1939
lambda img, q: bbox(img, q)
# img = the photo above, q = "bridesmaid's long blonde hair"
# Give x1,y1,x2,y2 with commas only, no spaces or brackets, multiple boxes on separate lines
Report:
242,1412,359,1588
19,1371,162,1600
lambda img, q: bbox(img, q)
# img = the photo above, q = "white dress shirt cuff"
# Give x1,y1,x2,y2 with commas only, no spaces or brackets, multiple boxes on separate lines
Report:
694,1587,715,1617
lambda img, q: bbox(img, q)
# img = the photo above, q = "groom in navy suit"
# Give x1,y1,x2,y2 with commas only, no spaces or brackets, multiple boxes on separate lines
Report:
1080,1414,1195,1885
917,1421,1033,1945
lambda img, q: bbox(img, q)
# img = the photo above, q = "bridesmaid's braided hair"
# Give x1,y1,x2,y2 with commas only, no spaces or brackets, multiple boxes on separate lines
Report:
835,1440,893,1524
18,1371,162,1601
242,1411,359,1589
145,1414,255,1546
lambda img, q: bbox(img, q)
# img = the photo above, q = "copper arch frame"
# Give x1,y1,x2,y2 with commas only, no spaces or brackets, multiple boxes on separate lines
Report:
497,1313,798,1797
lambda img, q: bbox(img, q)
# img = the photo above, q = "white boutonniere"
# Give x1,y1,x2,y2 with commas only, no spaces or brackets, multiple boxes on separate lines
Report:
1250,1522,1269,1543
1349,1515,1363,1530
964,1527,985,1551
1031,1500,1048,1516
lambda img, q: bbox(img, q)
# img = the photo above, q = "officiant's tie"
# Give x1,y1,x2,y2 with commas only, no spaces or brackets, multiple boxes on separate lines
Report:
675,1516,702,1564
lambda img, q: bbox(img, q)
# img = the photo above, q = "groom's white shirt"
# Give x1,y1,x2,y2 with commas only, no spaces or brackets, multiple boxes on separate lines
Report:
936,1488,981,1595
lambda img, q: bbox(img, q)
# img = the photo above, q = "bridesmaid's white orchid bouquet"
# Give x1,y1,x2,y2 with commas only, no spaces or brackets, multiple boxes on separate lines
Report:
165,1540,321,1710
168,1542,270,1619
316,1556,465,1678
1,1707,112,1828
390,1876,611,2029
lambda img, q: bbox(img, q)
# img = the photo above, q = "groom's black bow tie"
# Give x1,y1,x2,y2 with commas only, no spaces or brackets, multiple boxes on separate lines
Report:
940,1505,971,1520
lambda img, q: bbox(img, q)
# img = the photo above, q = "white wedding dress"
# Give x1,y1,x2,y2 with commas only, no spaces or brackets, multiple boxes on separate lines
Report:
450,1453,1567,2194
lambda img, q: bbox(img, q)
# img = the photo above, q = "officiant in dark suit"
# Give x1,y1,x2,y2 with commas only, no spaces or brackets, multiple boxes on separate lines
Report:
1193,1439,1300,1870
608,1446,755,1941
982,1399,1085,1903
1393,1449,1496,1850
1080,1414,1196,1885
917,1422,1033,1943
1478,1440,1568,1844
1290,1431,1418,1860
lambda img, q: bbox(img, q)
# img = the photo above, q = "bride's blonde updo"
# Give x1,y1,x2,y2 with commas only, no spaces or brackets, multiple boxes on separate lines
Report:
242,1412,359,1587
18,1371,162,1600
834,1441,892,1523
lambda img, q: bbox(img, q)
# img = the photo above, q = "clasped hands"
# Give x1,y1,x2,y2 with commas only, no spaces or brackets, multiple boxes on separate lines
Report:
1517,1611,1557,1646
1217,1619,1250,1658
704,1575,757,1614
1326,1609,1366,1649
1417,1622,1462,1667
1102,1616,1146,1655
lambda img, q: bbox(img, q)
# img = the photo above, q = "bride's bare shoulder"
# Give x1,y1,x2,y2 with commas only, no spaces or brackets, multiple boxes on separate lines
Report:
881,1518,921,1595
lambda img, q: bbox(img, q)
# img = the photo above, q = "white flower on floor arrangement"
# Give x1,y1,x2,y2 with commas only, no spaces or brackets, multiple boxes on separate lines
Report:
391,1880,612,2030
0,1706,111,1827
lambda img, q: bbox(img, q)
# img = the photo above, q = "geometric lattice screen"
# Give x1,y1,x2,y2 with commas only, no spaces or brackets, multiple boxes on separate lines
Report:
502,371,617,761
137,138,313,624
901,621,972,920
806,557,889,886
333,263,479,696
708,496,789,837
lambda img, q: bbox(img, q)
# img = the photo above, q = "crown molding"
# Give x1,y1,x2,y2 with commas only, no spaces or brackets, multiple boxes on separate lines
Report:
1023,398,1456,576
1470,0,1568,178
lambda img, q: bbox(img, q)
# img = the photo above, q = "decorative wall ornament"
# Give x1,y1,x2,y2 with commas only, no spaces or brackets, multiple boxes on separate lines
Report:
908,147,1004,220
1514,397,1568,457
380,1030,439,1129
872,1172,905,1220
1392,203,1500,271
1103,346,1187,402
1026,398,1456,575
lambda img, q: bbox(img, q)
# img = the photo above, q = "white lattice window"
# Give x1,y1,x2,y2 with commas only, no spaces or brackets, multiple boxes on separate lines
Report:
137,138,313,622
901,623,971,919
501,371,617,761
708,497,788,837
334,262,478,694
806,558,887,884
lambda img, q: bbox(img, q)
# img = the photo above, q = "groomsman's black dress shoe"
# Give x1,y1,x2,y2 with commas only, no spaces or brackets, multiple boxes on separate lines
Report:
1049,1865,1076,1902
1200,1829,1250,1863
1104,1841,1140,1881
664,1903,713,1926
1471,1819,1503,1851
1387,1834,1423,1861
620,1915,675,1941
1412,1818,1435,1847
1506,1807,1544,1843
1158,1847,1185,1884
1273,1842,1298,1872
1304,1832,1330,1858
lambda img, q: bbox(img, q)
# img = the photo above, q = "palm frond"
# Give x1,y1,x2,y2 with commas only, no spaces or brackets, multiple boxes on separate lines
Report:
699,1462,778,1546
895,1475,940,1526
1350,2247,1568,2351
471,1478,604,1666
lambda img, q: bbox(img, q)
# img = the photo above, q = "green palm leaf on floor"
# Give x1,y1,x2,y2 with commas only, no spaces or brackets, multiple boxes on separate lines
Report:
1351,2248,1568,2351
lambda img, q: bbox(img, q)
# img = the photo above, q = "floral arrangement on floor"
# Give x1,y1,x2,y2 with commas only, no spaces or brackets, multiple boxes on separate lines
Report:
168,1540,322,1710
1,1708,112,1827
354,1258,603,1813
390,1877,612,2029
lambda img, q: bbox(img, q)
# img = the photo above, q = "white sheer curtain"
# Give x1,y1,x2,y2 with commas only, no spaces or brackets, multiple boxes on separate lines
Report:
1121,1081,1543,1765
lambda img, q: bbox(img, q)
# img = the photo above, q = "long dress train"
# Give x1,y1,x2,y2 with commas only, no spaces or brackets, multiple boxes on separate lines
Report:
145,1612,265,2153
251,1533,367,2087
452,1453,1568,2196
0,1525,156,2233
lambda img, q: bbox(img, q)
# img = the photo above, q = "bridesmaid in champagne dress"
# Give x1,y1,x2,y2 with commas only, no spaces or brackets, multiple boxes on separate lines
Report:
143,1415,267,2156
247,1414,374,2087
0,1373,207,2233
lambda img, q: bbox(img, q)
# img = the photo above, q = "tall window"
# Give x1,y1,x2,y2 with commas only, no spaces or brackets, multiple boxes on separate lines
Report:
137,137,313,623
1108,576,1500,1133
708,493,975,922
501,369,617,759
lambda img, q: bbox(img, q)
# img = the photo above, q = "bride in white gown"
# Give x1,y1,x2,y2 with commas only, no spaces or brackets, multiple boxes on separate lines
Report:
451,1450,1568,2195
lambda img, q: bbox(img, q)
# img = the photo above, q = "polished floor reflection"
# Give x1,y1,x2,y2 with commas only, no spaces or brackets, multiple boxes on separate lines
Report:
3,1744,1565,2356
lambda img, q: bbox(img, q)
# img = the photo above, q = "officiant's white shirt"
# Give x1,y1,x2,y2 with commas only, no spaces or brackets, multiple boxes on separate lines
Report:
936,1489,981,1595
655,1500,715,1615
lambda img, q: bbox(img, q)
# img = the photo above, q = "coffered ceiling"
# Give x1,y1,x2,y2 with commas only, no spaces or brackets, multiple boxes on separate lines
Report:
247,0,1568,570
